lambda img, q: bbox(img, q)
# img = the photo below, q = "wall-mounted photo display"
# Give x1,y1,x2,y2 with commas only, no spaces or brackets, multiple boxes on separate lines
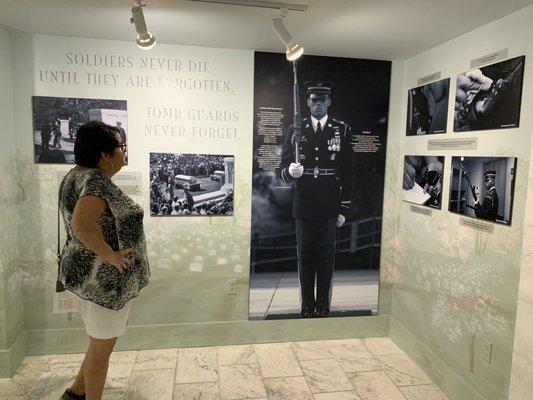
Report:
32,96,128,164
449,156,517,225
406,78,450,135
453,55,525,132
402,156,444,209
149,152,234,216
249,51,391,320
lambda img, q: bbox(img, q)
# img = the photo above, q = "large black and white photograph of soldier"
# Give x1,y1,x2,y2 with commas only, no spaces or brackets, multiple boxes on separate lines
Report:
402,156,444,209
406,78,449,135
250,51,391,320
32,96,128,163
149,153,234,217
454,56,525,132
449,156,517,225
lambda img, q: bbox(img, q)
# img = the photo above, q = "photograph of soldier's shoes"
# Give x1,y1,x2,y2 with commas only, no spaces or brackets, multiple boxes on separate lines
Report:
315,307,330,318
300,307,315,318
60,389,86,400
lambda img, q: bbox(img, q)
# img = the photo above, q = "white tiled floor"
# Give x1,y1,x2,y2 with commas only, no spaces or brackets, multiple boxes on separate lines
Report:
0,337,449,400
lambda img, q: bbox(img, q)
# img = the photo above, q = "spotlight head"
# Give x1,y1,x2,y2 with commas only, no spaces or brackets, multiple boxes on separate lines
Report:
272,17,304,61
286,42,304,61
136,32,156,50
131,1,156,50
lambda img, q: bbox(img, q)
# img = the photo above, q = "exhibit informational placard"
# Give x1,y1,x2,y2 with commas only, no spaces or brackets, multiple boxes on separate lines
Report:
406,78,450,135
52,291,78,314
113,171,142,196
427,137,478,151
249,51,391,320
449,156,517,225
149,152,234,216
32,96,128,163
454,55,525,132
402,156,444,209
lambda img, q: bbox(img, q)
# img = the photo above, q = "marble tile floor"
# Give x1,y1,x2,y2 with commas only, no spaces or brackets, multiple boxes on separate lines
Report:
0,337,449,400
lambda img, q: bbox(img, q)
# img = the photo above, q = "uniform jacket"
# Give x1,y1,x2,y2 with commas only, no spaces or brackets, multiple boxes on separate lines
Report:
474,186,499,221
280,117,355,220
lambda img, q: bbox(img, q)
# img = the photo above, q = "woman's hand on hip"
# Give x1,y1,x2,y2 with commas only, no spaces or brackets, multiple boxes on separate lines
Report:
107,248,134,274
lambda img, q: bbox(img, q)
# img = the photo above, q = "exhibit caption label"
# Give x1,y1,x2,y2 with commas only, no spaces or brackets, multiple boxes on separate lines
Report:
112,172,142,196
460,218,494,233
53,291,78,314
409,205,432,217
470,49,509,69
417,71,442,87
427,137,477,151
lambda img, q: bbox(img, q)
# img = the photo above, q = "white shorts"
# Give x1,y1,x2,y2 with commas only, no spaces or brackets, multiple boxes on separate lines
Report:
69,292,133,339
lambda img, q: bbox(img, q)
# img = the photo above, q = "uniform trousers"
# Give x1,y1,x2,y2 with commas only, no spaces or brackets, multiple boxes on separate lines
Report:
295,217,337,310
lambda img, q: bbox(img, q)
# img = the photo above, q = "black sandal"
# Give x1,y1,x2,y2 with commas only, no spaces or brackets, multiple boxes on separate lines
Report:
60,389,86,400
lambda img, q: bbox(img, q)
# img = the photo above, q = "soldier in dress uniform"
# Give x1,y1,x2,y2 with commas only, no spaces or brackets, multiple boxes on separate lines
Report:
474,170,499,221
280,81,355,318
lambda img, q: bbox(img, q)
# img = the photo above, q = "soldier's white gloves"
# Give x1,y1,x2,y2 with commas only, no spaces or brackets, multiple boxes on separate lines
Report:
289,163,304,179
337,214,346,228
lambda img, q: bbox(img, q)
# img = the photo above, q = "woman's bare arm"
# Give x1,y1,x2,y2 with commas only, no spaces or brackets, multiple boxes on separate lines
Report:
72,195,129,273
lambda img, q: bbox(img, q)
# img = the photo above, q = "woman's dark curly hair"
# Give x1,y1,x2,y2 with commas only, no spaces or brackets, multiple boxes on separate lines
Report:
74,121,120,168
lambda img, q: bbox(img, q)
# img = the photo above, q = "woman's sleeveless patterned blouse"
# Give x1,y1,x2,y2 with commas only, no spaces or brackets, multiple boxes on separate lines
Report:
59,168,150,310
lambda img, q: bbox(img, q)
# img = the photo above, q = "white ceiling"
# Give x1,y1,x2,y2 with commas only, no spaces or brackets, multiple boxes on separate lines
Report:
1,0,533,60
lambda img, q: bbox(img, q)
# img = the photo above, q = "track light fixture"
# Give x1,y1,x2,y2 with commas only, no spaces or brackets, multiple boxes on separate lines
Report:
131,0,156,50
272,12,304,61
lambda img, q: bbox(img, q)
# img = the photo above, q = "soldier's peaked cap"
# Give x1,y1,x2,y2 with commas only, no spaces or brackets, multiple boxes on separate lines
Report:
304,81,334,95
484,170,497,176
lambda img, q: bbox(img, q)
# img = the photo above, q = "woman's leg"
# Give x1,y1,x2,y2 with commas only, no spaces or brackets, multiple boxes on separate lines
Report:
68,354,88,396
81,336,117,400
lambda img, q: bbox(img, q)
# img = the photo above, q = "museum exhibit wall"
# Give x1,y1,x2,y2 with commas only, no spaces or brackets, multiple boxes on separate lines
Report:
0,31,403,376
509,59,533,400
0,26,25,377
386,5,533,400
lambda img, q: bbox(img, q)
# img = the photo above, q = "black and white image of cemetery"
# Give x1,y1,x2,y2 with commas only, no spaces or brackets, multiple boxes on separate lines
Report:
32,96,128,163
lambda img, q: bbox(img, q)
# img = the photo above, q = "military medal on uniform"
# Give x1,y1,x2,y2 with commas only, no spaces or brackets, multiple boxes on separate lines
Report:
334,132,341,151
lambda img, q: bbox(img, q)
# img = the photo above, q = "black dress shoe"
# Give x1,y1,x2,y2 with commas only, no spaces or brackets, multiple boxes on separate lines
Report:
315,307,329,318
60,389,86,400
301,307,315,318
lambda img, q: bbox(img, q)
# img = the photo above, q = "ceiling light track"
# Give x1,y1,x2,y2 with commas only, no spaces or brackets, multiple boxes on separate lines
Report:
187,0,308,12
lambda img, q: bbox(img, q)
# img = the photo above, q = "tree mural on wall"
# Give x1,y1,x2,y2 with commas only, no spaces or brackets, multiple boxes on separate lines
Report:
0,156,20,293
380,144,403,289
429,261,509,373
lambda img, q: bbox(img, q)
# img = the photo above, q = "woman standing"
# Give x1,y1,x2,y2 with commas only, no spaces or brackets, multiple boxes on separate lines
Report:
58,121,149,400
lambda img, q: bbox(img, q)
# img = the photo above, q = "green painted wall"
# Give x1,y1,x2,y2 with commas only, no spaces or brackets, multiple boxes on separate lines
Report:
385,5,533,400
0,27,25,377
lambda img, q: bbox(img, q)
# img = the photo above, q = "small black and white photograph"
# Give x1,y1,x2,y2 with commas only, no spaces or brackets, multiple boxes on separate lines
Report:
454,55,525,132
149,152,234,216
402,156,444,209
32,96,128,163
406,78,450,135
449,156,517,225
